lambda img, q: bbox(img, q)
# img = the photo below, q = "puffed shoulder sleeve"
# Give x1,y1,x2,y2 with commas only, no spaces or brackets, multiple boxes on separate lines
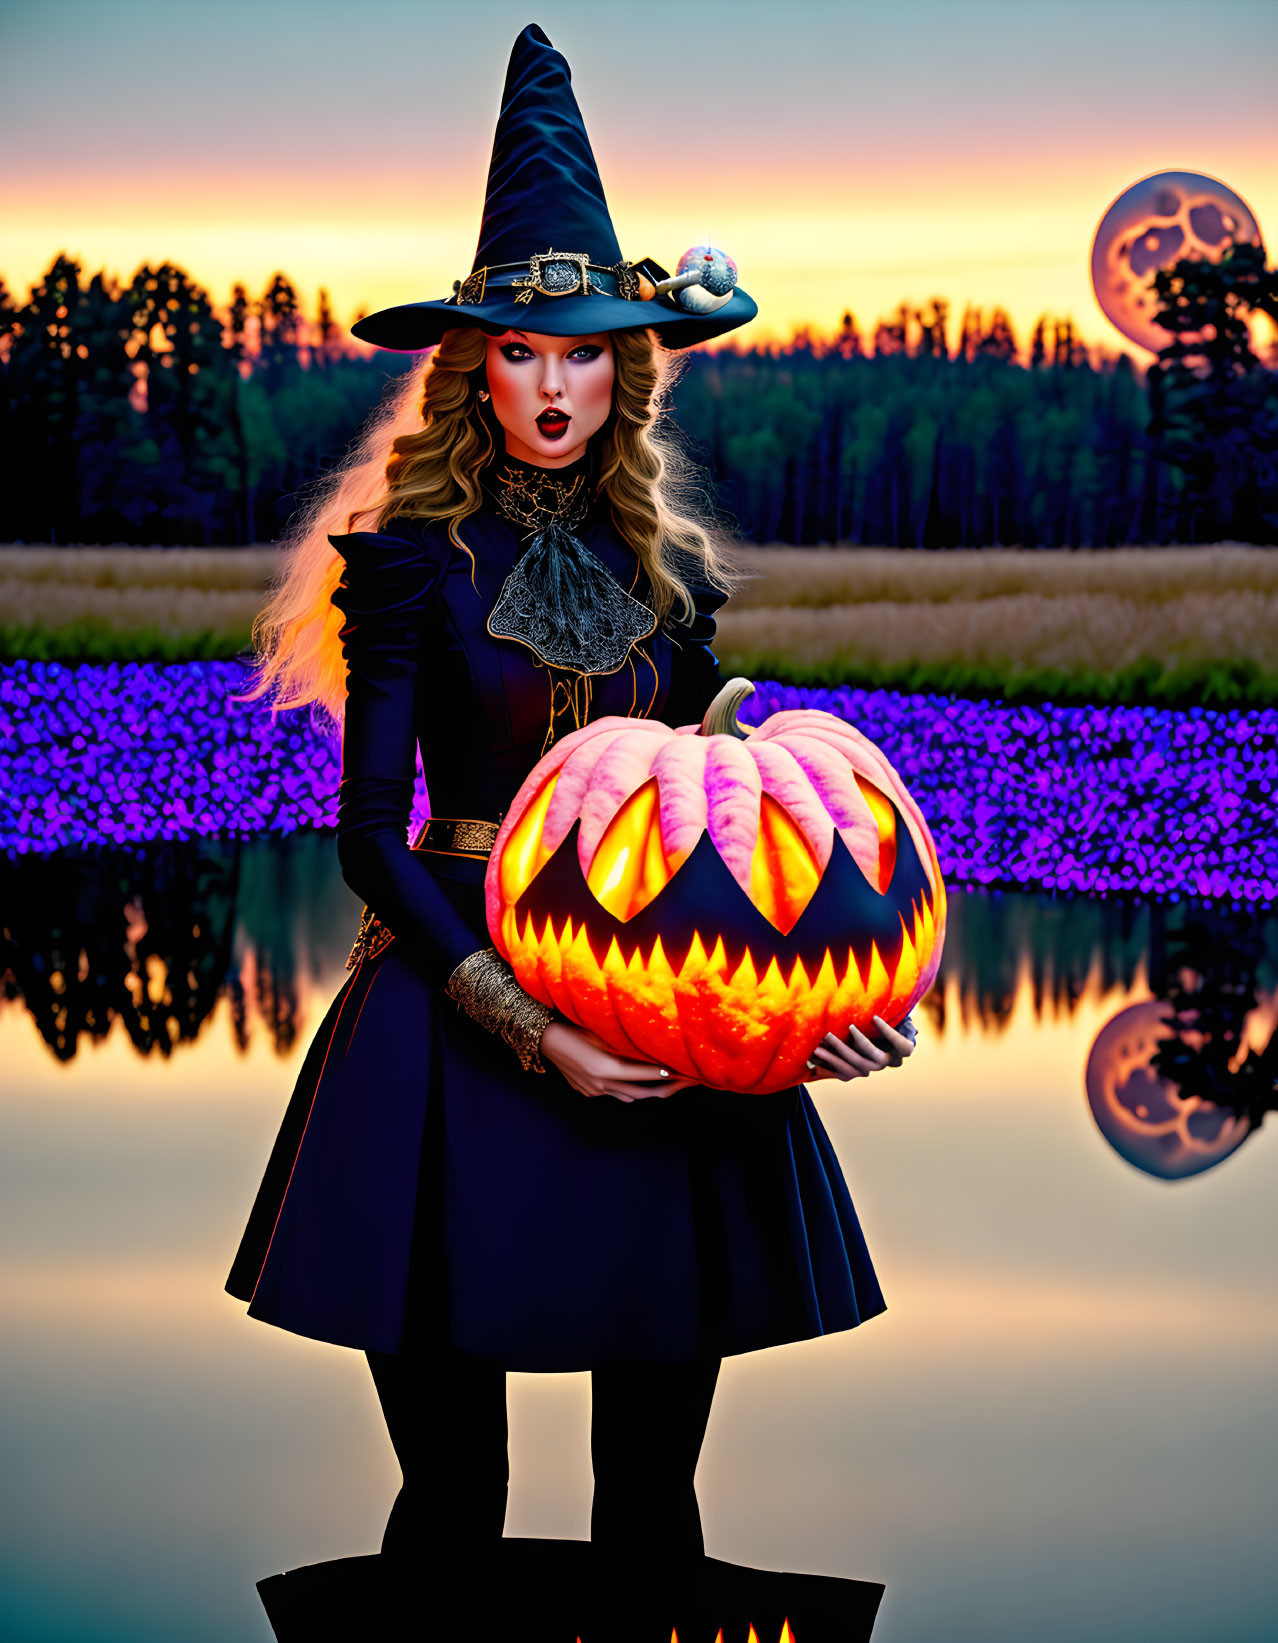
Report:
660,575,732,729
328,526,481,987
329,526,446,656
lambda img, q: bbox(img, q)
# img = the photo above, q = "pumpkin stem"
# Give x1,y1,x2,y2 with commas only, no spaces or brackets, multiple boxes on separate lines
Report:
699,677,755,739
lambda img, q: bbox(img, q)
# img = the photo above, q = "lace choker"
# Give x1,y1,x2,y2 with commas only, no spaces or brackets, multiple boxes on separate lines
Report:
487,456,594,536
484,455,655,675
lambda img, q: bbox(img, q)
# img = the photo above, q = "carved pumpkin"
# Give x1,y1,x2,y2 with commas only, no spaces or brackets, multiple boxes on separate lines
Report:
485,678,947,1094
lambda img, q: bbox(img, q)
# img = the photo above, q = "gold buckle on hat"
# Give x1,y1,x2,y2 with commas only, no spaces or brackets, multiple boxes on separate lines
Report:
512,250,594,304
452,254,652,308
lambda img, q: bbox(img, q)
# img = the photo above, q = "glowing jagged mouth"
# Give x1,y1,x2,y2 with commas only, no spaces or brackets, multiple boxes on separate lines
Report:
514,800,932,978
499,799,940,1091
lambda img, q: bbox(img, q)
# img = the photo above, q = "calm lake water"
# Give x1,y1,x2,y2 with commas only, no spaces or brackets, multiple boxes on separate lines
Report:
1,833,1275,1643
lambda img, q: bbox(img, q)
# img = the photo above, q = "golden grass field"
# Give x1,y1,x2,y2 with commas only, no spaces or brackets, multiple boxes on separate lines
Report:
706,538,1261,693
1,546,277,591
0,547,273,659
724,543,1278,607
716,546,1278,694
3,542,1275,700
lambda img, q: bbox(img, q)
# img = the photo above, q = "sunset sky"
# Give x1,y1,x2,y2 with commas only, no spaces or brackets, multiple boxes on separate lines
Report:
4,0,1277,354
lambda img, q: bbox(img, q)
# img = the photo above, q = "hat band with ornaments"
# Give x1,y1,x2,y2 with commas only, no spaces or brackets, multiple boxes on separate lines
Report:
452,247,737,310
350,24,756,353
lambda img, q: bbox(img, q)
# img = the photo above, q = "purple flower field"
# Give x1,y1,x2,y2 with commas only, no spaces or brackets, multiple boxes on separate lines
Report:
2,661,1275,902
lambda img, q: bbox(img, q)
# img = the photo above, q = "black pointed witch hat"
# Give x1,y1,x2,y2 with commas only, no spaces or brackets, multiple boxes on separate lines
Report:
351,23,757,352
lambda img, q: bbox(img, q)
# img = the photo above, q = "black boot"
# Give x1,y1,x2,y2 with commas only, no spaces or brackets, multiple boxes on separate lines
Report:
366,1341,509,1613
588,1355,720,1635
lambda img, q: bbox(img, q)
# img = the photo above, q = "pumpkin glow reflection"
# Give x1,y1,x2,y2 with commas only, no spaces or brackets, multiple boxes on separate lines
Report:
486,680,946,1094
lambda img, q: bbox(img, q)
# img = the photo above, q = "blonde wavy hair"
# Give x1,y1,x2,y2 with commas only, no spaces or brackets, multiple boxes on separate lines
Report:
247,325,738,723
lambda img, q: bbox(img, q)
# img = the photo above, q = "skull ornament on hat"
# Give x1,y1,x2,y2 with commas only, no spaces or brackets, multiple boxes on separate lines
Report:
351,24,756,352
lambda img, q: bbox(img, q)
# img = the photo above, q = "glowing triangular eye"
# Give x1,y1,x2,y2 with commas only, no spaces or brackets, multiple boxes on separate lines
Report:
499,771,560,906
855,774,897,890
586,777,679,920
749,792,821,934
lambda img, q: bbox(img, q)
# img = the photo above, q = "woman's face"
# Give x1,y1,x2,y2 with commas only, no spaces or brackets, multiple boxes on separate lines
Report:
483,329,615,467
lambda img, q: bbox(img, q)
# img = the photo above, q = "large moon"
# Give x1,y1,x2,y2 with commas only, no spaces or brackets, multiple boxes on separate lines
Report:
1090,170,1264,355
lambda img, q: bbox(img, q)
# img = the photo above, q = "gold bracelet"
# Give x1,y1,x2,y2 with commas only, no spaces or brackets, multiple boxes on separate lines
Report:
443,947,554,1074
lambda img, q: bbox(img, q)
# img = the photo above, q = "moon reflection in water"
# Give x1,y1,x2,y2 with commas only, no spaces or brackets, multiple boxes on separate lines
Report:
1085,999,1253,1181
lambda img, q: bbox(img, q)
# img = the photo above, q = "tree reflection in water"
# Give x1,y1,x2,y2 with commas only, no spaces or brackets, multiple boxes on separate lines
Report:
1,836,1275,1171
0,832,354,1060
1153,914,1278,1131
1,842,240,1060
924,889,1154,1036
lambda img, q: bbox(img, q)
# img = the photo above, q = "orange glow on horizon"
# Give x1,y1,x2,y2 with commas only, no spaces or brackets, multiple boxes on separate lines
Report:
7,147,1277,358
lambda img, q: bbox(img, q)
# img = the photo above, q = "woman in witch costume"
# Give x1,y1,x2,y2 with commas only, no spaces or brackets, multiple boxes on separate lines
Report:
227,23,916,1589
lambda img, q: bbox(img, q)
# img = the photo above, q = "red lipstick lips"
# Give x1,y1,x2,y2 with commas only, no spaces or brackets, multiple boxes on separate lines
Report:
536,407,571,441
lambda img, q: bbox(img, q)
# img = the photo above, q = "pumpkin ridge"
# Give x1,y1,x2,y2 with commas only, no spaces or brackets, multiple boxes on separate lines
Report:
746,740,835,873
574,729,669,869
540,726,635,856
746,960,807,1090
777,733,884,887
704,735,763,893
779,719,938,878
599,951,658,1064
668,932,723,1086
650,736,711,861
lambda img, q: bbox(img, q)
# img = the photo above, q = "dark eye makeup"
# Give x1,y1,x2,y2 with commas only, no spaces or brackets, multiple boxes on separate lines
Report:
497,341,607,363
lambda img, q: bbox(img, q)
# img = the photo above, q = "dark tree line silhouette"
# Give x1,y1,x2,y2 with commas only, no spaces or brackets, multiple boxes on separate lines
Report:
0,258,386,544
1,251,1275,547
679,328,1156,546
1144,243,1278,544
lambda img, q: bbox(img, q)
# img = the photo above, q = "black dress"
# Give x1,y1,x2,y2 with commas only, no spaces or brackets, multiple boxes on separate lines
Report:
225,460,886,1368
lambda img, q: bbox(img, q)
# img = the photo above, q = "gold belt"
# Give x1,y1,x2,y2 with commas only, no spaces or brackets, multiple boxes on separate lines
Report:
345,815,500,969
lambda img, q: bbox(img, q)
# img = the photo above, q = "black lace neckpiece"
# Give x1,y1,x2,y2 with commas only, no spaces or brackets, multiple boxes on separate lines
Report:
482,451,655,676
485,453,595,538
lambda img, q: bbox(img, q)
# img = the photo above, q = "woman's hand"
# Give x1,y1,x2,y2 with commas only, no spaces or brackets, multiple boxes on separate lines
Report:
804,1012,919,1082
539,1020,701,1103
